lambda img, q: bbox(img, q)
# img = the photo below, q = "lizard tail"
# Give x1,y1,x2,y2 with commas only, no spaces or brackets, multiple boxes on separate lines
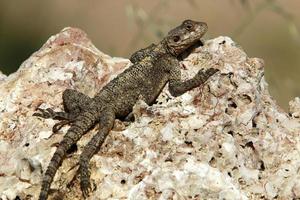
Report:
38,110,99,200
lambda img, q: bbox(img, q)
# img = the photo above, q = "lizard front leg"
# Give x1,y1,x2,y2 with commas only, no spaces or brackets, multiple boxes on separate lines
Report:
168,65,219,97
78,108,115,198
34,89,92,132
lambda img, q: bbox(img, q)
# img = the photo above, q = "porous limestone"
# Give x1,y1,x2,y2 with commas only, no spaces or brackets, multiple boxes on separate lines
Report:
0,28,299,200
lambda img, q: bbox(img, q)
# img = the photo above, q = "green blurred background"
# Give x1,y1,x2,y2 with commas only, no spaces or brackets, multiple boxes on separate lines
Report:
0,0,299,110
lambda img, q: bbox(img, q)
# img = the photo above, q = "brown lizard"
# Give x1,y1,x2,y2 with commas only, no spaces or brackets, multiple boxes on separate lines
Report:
34,19,219,199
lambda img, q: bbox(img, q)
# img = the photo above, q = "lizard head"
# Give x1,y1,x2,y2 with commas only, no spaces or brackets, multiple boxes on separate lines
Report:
164,20,208,56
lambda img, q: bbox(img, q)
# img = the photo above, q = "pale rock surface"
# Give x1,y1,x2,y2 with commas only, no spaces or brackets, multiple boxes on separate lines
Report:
0,28,299,200
0,71,6,83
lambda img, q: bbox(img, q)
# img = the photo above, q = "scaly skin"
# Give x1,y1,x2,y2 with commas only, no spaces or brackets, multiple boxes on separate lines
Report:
34,19,219,199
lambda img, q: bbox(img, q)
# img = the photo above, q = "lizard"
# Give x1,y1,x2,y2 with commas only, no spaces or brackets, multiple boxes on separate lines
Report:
33,19,219,200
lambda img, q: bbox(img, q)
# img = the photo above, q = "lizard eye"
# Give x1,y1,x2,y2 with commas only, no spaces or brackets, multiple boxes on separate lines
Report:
172,36,180,42
186,24,193,30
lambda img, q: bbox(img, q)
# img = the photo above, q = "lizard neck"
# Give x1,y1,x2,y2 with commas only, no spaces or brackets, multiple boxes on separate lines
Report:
160,39,177,57
141,41,170,62
155,40,174,58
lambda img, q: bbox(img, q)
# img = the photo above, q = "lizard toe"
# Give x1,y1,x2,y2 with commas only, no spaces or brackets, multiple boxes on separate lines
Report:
52,120,71,132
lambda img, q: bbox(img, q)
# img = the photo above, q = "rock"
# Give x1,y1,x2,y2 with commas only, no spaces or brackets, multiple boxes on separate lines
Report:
289,97,300,119
0,71,7,83
0,28,299,200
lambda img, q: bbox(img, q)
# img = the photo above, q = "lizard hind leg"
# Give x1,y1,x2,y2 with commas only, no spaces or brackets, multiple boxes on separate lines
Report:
62,89,92,115
38,110,99,200
79,108,115,198
33,89,93,132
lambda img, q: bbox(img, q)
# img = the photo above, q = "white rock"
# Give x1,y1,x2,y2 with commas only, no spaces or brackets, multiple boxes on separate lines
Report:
0,27,299,200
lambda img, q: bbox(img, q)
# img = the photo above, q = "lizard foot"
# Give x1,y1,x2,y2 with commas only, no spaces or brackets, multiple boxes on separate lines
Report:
34,108,75,132
52,120,73,132
80,178,92,199
33,108,72,120
79,164,93,198
204,68,219,76
81,180,92,199
194,68,219,84
33,108,55,119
